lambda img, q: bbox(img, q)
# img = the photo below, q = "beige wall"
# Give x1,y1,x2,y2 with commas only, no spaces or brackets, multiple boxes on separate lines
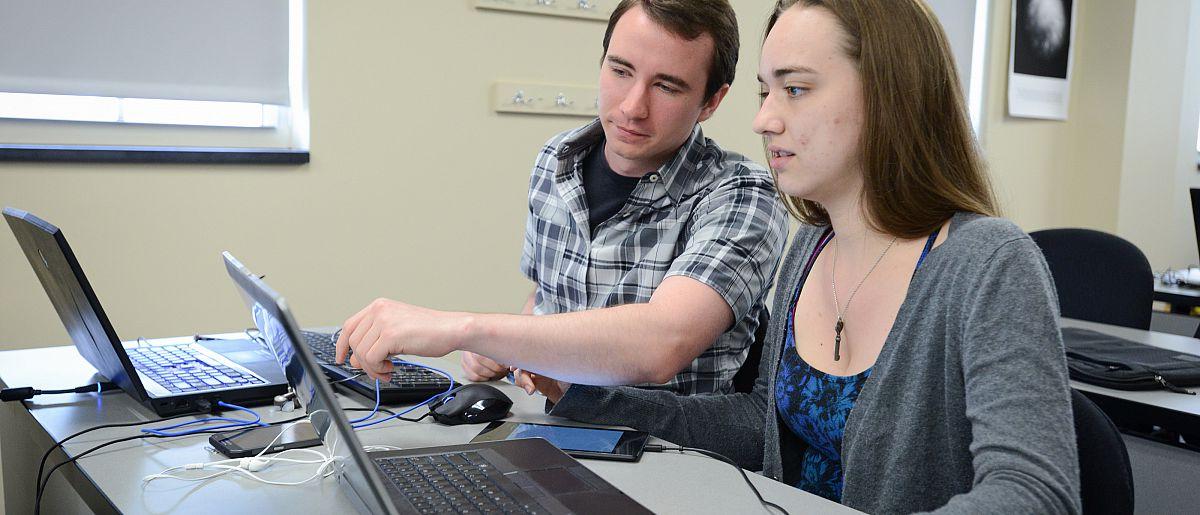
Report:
981,0,1135,233
0,1,774,350
1116,0,1200,270
982,0,1200,272
2,0,1198,350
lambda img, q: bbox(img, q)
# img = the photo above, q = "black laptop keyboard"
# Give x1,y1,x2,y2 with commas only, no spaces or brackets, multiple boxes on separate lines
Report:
128,344,264,393
377,452,541,514
300,331,454,397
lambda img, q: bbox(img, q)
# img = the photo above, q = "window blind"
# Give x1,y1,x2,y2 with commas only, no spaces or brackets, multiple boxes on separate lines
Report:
0,0,289,105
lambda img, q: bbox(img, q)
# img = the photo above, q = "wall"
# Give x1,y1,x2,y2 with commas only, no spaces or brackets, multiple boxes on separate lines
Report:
981,0,1200,272
0,1,776,350
3,2,1198,347
1116,0,1200,270
1061,0,1136,232
980,0,1135,233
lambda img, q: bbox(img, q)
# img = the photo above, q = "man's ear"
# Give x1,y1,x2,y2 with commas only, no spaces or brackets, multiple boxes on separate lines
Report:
697,83,731,123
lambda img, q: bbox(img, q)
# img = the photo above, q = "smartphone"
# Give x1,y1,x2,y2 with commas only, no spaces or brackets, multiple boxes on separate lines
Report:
472,421,649,462
209,423,322,458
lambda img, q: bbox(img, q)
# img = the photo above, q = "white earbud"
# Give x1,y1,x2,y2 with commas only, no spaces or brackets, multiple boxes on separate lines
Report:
240,457,272,472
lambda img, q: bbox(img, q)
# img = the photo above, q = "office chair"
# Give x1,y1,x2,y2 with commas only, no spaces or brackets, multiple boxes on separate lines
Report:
1071,389,1135,514
1029,228,1153,330
732,307,770,394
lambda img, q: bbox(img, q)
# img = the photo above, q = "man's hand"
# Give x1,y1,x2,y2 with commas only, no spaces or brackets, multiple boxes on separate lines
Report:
461,352,508,382
335,298,464,381
512,369,571,404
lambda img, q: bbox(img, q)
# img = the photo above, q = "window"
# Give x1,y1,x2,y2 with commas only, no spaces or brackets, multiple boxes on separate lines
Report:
0,0,307,164
0,93,279,128
925,0,991,138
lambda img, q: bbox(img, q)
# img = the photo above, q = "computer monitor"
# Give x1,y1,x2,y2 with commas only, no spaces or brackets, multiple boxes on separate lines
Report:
222,252,397,514
1191,188,1200,263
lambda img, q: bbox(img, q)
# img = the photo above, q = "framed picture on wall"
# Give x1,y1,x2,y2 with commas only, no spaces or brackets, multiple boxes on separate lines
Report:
1007,0,1076,120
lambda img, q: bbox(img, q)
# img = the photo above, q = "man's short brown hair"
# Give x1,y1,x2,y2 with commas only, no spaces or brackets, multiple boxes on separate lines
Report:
603,0,740,102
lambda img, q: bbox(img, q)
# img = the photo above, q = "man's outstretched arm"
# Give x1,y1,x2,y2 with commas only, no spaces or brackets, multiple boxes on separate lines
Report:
459,289,536,381
336,275,731,386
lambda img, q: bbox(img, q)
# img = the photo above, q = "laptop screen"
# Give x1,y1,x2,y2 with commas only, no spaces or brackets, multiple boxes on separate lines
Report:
222,252,397,514
249,301,322,420
3,207,143,400
1191,188,1200,263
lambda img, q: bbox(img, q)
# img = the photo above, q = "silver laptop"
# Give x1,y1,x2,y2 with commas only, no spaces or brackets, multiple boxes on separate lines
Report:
222,251,651,514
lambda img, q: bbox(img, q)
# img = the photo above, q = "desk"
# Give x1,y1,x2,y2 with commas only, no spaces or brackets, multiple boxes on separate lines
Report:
0,339,855,514
1061,318,1200,432
1153,278,1200,315
1060,318,1200,514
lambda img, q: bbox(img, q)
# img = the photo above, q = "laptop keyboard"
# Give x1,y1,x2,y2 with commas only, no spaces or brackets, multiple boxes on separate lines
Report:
377,452,541,514
128,344,264,393
300,331,453,386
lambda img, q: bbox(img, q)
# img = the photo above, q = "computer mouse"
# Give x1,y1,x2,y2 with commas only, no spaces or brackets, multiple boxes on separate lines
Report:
429,383,513,426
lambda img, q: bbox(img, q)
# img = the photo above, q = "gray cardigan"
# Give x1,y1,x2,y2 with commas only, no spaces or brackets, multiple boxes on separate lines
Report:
550,213,1082,514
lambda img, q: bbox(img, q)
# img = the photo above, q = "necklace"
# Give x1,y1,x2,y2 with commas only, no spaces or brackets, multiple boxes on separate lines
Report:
830,234,898,361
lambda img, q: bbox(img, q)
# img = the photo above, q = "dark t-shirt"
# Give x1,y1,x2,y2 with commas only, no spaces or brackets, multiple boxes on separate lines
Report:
582,143,641,235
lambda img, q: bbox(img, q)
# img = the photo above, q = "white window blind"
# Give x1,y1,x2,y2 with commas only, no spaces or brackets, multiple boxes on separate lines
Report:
0,0,289,106
0,0,305,161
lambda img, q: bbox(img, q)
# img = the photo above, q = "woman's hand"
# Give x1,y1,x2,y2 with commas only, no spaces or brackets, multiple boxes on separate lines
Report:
512,368,571,404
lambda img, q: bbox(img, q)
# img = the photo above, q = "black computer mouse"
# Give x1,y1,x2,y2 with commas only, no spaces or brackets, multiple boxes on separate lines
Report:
429,383,513,425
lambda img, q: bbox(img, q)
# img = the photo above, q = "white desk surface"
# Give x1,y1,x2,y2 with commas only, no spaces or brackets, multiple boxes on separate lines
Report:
1153,278,1200,298
12,319,1189,514
1060,318,1200,418
0,335,855,514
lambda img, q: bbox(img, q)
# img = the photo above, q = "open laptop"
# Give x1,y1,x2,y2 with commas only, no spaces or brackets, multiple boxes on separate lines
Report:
1191,188,1200,263
222,251,651,515
3,207,286,416
294,329,453,405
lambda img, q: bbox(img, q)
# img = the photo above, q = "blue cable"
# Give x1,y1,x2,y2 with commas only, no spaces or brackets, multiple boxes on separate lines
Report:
140,401,267,437
351,359,456,430
347,379,382,424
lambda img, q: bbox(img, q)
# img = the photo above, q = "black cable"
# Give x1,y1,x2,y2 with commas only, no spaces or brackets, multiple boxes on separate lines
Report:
394,411,431,423
1,381,119,402
33,410,324,514
645,444,789,515
33,362,420,514
36,433,150,515
33,411,197,506
32,403,400,512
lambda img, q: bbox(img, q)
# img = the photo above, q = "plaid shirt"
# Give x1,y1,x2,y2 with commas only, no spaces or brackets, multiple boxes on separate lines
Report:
520,120,788,394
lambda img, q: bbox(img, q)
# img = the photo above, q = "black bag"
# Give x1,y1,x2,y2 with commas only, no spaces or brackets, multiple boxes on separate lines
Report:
1062,327,1200,395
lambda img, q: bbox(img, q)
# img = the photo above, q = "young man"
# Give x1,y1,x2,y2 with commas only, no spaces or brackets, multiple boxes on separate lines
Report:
337,0,786,401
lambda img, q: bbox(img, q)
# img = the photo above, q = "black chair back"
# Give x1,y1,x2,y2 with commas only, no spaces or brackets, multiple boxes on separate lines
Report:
1029,228,1153,330
1072,389,1135,514
732,306,769,394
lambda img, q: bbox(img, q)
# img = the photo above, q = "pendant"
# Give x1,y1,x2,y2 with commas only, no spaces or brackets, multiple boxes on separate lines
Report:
833,317,844,361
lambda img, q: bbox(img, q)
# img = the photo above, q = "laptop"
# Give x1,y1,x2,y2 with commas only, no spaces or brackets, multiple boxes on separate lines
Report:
3,207,287,416
295,329,453,405
222,251,651,515
1191,188,1200,263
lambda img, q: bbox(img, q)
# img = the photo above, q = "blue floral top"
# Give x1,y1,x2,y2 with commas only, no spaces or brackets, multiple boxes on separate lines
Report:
775,229,938,502
776,313,870,501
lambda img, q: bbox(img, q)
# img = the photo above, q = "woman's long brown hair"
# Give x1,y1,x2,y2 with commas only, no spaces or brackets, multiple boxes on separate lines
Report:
766,0,998,238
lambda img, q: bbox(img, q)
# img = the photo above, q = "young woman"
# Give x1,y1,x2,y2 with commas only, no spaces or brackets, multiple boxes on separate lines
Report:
535,1,1081,512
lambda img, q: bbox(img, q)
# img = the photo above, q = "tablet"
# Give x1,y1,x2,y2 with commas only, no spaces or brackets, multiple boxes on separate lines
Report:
471,421,649,462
